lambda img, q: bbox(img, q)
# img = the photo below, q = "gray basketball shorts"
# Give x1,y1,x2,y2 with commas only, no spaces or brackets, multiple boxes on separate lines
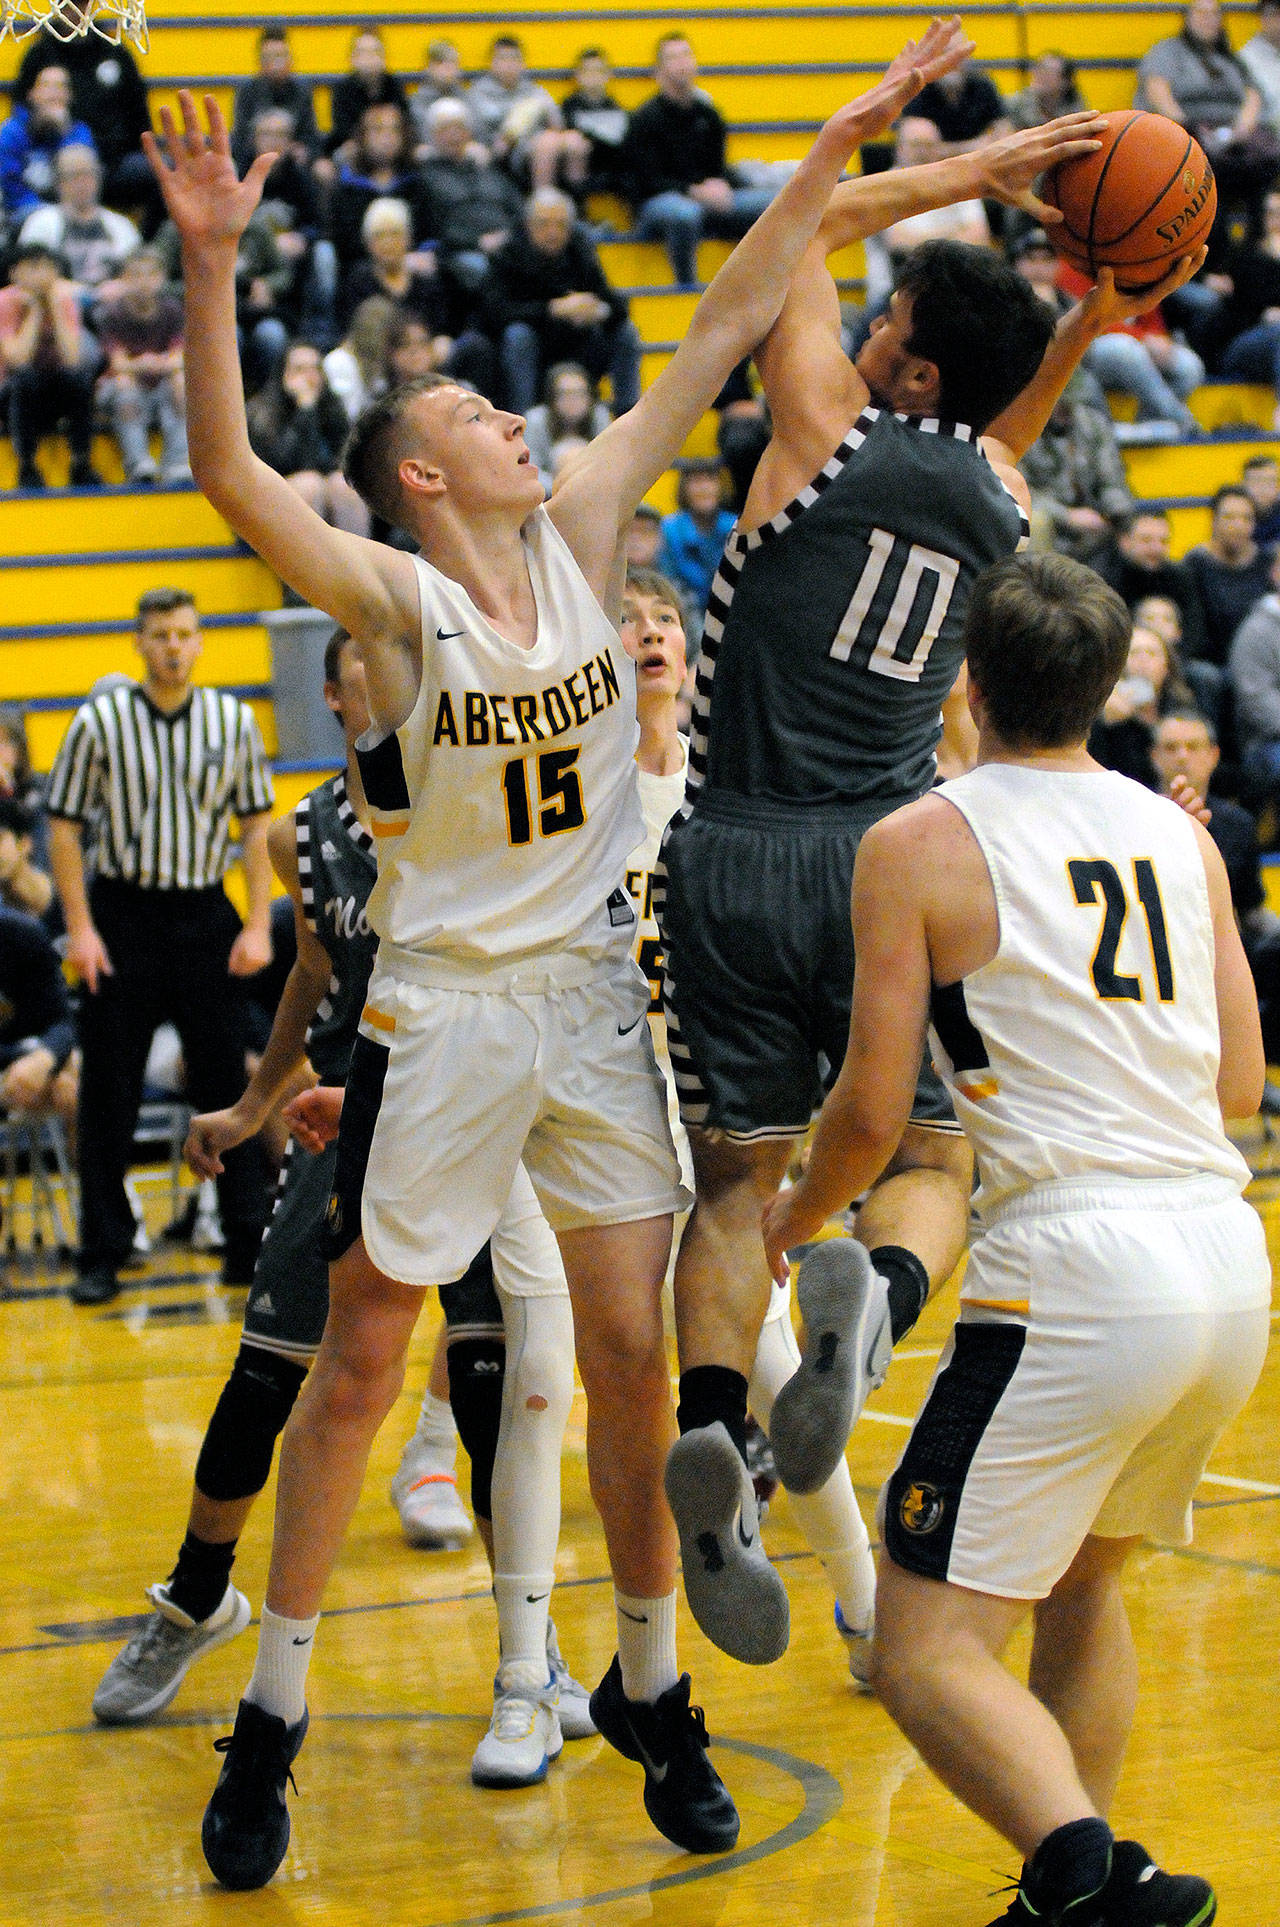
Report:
243,1134,337,1360
657,793,957,1141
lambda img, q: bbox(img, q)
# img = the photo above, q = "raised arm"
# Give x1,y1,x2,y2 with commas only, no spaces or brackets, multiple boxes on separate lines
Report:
549,17,978,590
143,94,421,730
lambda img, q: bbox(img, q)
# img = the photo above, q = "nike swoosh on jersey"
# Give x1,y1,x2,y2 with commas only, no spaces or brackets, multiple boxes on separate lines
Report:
617,1016,644,1037
436,626,464,641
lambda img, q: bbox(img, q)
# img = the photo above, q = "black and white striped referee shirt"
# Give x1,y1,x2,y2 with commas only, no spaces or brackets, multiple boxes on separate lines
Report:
46,682,275,891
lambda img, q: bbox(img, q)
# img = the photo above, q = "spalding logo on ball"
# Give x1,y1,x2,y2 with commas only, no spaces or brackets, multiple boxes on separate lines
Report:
1042,109,1217,293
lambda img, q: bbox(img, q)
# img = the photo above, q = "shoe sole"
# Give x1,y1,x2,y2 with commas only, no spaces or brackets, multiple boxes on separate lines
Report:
770,1241,890,1494
664,1424,789,1665
470,1740,562,1789
92,1591,253,1726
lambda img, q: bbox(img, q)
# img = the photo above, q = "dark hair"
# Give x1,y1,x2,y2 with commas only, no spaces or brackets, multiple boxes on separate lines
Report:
1243,452,1278,474
258,25,289,48
1212,483,1255,517
656,30,692,57
323,627,353,684
1181,4,1240,61
1157,704,1217,743
1120,506,1170,533
632,502,661,524
0,794,34,839
676,457,727,512
1130,622,1197,712
136,586,197,630
625,565,684,610
893,241,1058,432
576,46,607,64
964,553,1132,748
0,708,32,784
342,371,458,524
489,33,523,55
11,240,64,273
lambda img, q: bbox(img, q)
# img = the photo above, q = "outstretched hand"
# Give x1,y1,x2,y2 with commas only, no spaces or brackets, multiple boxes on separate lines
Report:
141,90,278,247
823,17,975,151
974,112,1109,222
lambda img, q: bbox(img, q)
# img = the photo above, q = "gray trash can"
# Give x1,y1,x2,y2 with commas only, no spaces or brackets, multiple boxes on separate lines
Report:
262,606,345,762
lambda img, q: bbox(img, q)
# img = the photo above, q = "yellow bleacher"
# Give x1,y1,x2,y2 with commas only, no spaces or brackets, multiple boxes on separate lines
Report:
0,0,1273,799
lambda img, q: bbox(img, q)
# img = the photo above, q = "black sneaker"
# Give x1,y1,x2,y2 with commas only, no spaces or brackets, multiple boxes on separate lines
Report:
201,1697,309,1890
69,1266,119,1306
589,1654,739,1853
984,1860,1109,1925
1103,1841,1215,1925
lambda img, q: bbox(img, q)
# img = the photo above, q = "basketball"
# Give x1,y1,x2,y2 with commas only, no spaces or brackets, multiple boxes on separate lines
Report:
1041,109,1217,292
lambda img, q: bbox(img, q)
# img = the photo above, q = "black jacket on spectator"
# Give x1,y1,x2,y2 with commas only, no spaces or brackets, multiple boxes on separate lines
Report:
912,71,1006,143
0,905,75,1073
623,92,729,203
231,74,320,168
259,152,324,239
482,226,628,345
337,258,462,335
329,166,434,269
560,88,632,191
1206,793,1267,918
418,154,524,256
14,33,149,171
1184,544,1274,665
326,72,409,157
1092,546,1209,661
248,388,351,476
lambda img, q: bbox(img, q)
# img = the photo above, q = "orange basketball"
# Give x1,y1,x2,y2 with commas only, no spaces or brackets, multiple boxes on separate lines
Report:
1041,109,1217,293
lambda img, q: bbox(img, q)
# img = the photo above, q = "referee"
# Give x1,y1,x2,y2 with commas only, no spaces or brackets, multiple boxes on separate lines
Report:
47,587,275,1306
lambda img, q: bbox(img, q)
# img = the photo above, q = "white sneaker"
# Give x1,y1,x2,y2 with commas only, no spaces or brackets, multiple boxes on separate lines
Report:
390,1453,472,1549
470,1669,563,1788
125,1176,151,1258
835,1601,875,1692
92,1581,251,1724
191,1177,225,1252
545,1619,596,1739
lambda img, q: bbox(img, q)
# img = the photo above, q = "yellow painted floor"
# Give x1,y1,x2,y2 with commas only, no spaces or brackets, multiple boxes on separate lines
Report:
2,1140,1278,1927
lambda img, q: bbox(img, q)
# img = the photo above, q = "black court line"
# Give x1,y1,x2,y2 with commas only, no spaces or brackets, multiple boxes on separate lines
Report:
1191,1493,1280,1511
6,1708,842,1923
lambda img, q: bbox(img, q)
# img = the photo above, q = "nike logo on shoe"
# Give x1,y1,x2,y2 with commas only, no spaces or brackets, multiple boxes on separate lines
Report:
436,626,464,640
626,1720,669,1783
736,1513,756,1551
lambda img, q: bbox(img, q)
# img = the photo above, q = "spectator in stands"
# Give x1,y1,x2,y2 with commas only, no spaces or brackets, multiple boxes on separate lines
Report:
625,33,775,288
1005,51,1090,129
1242,0,1280,132
625,501,664,568
323,294,394,420
329,100,431,273
1228,542,1280,788
0,903,77,1134
251,108,335,349
524,360,612,489
230,27,318,172
0,66,94,226
1089,622,1199,785
466,33,569,187
1020,373,1133,561
0,795,54,925
558,48,633,206
232,203,294,388
1242,449,1280,539
342,197,496,393
1185,483,1275,664
1136,0,1276,252
418,99,524,293
1130,586,1225,728
1094,504,1212,672
408,39,469,155
326,28,408,164
20,146,139,299
482,186,641,413
715,358,770,513
247,341,370,536
1206,186,1280,428
910,55,1010,151
0,240,101,490
14,13,151,217
0,705,50,871
660,458,735,615
46,586,274,1306
1151,707,1280,1062
95,246,188,485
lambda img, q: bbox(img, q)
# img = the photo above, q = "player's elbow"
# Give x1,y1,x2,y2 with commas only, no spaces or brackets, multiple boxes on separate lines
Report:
1218,1054,1266,1121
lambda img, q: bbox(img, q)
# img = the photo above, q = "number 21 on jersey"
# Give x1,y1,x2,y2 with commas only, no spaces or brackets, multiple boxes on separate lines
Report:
1069,857,1175,1003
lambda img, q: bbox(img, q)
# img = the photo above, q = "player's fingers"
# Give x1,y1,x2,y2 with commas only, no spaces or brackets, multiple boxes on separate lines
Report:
176,88,204,156
243,151,280,196
204,92,231,152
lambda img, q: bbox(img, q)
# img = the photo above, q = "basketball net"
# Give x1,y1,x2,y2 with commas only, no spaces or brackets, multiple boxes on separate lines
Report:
1,0,148,54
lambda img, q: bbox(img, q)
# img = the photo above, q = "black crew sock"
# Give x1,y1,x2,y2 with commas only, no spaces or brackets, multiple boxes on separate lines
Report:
676,1365,749,1461
869,1244,930,1345
165,1529,238,1623
1024,1817,1114,1913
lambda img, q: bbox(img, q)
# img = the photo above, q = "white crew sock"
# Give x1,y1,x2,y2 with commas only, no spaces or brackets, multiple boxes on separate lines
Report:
749,1297,876,1631
616,1589,678,1704
244,1604,319,1727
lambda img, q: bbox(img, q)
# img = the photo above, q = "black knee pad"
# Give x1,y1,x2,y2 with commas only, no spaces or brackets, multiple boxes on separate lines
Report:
446,1336,505,1522
194,1344,308,1502
439,1240,502,1331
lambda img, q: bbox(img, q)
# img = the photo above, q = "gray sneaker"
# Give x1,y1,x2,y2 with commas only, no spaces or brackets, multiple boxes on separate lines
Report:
545,1618,596,1739
92,1580,251,1725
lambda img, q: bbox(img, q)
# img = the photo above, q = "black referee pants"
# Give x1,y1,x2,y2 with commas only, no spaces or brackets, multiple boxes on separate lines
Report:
76,878,269,1277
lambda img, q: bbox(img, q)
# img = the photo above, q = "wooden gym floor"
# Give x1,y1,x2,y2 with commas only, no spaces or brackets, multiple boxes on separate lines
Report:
2,1139,1277,1927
